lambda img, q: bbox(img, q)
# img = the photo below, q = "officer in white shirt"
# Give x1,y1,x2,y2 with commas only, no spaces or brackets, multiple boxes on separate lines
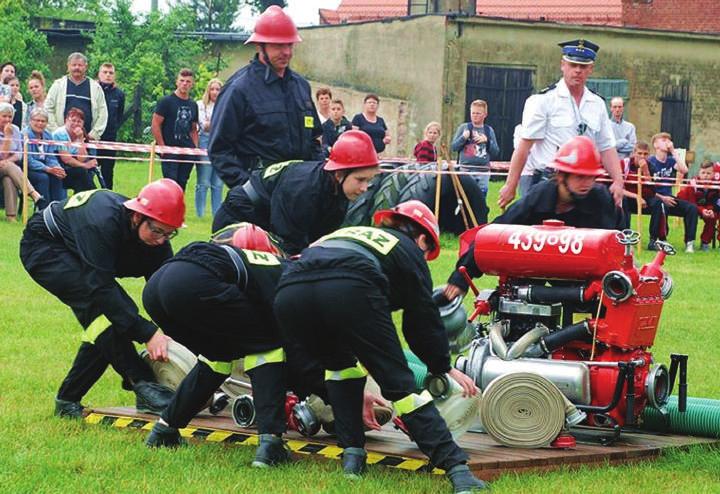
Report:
499,39,624,208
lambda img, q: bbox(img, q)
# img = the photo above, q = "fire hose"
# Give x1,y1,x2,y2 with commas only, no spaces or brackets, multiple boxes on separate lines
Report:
479,372,582,449
641,396,720,438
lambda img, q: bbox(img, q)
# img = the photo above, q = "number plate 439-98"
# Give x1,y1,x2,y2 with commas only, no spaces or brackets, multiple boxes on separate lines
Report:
507,230,585,255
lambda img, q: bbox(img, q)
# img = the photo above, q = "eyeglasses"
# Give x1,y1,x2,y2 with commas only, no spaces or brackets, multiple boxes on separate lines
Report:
146,220,178,240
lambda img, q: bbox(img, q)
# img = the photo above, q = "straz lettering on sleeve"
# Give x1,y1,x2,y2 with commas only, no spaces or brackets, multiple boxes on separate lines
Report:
64,189,102,209
242,249,281,266
507,230,585,255
323,227,399,255
262,160,303,179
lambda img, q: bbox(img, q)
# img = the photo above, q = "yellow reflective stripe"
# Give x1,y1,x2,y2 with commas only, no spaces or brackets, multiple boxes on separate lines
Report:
324,363,368,381
262,160,302,179
81,315,111,343
315,227,399,256
198,355,234,376
392,390,433,416
243,347,285,372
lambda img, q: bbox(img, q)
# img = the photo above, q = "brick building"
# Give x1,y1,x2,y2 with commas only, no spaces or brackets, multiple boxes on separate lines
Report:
321,0,720,34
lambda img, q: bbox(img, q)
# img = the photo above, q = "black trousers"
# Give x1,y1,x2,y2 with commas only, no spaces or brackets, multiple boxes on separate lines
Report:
20,223,154,402
63,167,96,193
622,196,665,239
661,197,699,243
274,277,467,470
142,260,287,433
96,148,117,189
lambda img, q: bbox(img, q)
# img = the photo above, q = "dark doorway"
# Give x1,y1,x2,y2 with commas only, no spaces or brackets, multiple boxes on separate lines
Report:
660,83,692,149
464,64,534,161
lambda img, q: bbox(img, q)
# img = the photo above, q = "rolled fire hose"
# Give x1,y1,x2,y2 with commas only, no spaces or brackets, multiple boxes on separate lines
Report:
479,372,567,448
139,340,198,390
641,396,720,438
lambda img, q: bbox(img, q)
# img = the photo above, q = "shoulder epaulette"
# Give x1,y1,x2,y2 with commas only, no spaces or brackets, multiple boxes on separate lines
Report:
538,83,557,94
587,87,606,101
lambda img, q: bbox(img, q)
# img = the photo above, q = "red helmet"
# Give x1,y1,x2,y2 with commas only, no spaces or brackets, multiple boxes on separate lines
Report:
230,223,281,255
124,178,185,229
373,200,441,260
245,5,302,45
548,136,604,176
324,130,380,171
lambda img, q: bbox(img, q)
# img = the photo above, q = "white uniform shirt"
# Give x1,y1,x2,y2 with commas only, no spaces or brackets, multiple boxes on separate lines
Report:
520,78,616,173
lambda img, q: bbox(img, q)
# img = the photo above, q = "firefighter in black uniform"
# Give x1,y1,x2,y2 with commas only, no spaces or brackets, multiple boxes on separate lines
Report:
274,201,488,492
212,130,381,255
19,179,186,418
142,223,308,466
209,5,323,188
445,136,624,299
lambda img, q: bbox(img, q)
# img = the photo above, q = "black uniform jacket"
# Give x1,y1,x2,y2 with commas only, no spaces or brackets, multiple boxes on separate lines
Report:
448,180,623,291
168,241,284,315
223,160,349,256
279,226,451,375
49,190,172,341
208,56,323,187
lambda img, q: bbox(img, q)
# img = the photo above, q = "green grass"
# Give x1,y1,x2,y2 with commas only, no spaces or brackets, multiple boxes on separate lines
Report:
0,163,718,493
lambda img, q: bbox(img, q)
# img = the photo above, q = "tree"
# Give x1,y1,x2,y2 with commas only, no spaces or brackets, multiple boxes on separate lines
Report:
244,0,286,14
0,0,51,80
179,0,242,32
88,0,206,142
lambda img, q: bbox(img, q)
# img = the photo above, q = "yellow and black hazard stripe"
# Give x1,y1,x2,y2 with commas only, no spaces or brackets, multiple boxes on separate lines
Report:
84,411,444,474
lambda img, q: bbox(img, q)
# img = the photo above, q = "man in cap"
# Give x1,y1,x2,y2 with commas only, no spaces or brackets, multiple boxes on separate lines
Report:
498,39,624,209
209,5,323,188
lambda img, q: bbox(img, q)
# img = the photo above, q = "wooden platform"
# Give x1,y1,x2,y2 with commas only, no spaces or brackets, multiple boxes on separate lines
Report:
85,406,719,480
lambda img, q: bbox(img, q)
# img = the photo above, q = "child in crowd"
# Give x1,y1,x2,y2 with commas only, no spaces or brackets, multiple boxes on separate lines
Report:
621,141,664,239
648,132,698,252
450,99,499,195
321,99,351,157
677,160,720,251
413,121,440,163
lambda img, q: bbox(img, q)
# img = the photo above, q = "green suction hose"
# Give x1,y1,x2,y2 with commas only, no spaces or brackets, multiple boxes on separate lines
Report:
403,349,428,391
641,396,720,438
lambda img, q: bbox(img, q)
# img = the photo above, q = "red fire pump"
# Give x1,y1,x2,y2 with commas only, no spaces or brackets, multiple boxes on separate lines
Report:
455,220,688,437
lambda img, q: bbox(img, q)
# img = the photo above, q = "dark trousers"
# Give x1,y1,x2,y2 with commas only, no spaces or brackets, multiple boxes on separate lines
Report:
660,197,698,243
96,148,117,189
161,154,194,192
63,167,96,192
274,278,467,470
142,260,287,433
622,196,665,239
20,223,153,402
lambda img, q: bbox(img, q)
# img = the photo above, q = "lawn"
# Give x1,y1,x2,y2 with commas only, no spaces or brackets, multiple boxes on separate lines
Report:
0,162,718,493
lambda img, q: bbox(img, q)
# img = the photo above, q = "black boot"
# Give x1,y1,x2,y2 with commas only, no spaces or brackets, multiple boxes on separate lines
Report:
342,447,367,479
446,464,488,493
251,434,291,468
133,381,175,414
401,403,468,470
54,398,84,419
146,421,185,448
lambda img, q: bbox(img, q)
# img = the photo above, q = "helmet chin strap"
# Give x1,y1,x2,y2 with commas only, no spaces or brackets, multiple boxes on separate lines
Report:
260,44,275,81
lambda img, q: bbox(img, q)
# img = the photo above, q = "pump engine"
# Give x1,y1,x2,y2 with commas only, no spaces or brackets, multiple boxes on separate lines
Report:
455,220,687,432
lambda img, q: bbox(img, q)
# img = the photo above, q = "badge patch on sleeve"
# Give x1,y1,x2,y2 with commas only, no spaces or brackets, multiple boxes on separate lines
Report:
304,116,314,128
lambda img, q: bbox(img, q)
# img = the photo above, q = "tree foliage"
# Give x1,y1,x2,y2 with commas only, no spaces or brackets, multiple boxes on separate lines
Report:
244,0,286,14
87,0,207,142
178,0,242,32
0,0,51,81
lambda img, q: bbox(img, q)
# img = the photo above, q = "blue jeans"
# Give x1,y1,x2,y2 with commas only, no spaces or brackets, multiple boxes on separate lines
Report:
195,134,223,217
28,169,67,201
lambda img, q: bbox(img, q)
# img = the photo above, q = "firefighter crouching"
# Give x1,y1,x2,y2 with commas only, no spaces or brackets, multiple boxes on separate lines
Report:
273,201,488,492
19,179,185,418
212,130,380,255
142,224,297,466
